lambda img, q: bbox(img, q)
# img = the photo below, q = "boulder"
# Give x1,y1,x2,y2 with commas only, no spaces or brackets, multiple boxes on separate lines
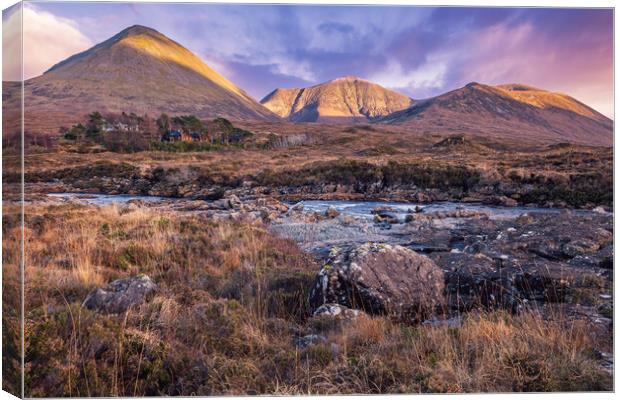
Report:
228,194,242,208
489,195,518,207
82,275,157,314
414,192,433,203
309,243,445,321
325,206,340,218
561,239,600,258
371,206,396,214
405,213,431,223
294,334,326,349
291,202,305,212
569,245,614,270
212,198,232,210
373,211,399,224
313,303,361,319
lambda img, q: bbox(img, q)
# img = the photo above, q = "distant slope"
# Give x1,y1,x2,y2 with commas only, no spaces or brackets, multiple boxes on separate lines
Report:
381,83,612,146
496,84,609,123
260,76,414,123
6,25,278,135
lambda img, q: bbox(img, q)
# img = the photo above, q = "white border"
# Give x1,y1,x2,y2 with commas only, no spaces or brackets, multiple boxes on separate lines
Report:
0,1,616,400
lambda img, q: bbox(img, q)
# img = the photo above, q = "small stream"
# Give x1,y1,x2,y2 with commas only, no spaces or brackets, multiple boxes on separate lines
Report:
48,193,166,205
295,199,579,221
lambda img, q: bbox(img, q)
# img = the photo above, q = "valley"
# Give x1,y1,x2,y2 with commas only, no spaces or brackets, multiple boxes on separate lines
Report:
2,21,614,396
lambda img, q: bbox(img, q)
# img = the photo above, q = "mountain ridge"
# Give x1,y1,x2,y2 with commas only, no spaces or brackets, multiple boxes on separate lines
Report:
379,82,612,146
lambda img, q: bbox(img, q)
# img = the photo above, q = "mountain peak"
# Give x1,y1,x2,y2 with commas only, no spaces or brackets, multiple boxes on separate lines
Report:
45,24,168,74
465,81,483,89
25,25,278,131
261,77,414,122
119,24,160,37
331,75,367,83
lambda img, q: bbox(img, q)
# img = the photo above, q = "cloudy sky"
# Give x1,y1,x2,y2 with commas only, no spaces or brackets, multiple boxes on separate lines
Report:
3,2,614,117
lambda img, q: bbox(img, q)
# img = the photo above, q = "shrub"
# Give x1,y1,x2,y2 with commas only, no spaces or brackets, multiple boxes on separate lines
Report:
63,124,86,141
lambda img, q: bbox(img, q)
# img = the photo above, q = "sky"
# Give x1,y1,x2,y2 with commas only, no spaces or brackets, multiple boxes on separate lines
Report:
2,2,614,118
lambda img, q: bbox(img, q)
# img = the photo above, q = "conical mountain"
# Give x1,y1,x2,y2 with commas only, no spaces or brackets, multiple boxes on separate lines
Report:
381,82,612,146
12,25,278,134
260,76,414,123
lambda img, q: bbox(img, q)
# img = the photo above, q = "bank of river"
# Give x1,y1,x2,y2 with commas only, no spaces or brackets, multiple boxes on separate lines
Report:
48,192,600,219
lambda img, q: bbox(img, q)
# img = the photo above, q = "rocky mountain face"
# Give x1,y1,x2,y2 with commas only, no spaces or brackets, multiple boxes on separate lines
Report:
260,76,414,123
380,82,613,146
4,25,277,135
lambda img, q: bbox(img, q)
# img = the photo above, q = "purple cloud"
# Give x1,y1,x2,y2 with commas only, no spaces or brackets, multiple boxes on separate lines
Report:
26,4,614,117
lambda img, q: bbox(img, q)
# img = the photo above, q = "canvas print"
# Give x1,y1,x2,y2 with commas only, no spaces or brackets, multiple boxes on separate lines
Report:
1,1,614,397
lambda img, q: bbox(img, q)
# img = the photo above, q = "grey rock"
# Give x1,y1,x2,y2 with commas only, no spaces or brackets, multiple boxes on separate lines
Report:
325,206,340,218
309,243,446,321
212,198,231,210
294,334,326,349
313,303,361,319
82,275,157,314
373,211,400,224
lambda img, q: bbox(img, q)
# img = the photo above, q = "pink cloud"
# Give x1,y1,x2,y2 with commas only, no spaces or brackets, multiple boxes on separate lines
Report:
3,5,93,81
460,20,613,118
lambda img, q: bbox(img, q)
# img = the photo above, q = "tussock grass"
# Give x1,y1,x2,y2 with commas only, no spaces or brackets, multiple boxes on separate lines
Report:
4,203,611,396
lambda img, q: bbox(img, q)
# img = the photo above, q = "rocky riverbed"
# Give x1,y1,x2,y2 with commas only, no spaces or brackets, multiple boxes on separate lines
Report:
46,191,613,322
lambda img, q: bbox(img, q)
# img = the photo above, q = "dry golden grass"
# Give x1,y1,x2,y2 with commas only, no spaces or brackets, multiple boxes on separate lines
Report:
2,202,611,396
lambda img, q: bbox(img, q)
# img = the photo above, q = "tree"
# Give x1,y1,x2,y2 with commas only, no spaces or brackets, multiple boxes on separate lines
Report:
64,124,86,140
86,111,105,139
172,115,205,133
156,113,170,134
212,117,234,143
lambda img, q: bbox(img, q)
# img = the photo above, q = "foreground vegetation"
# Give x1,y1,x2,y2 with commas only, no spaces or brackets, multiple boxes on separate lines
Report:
2,202,611,396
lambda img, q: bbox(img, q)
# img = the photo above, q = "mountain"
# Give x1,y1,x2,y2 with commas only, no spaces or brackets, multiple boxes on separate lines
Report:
380,82,612,146
5,25,278,135
260,76,414,123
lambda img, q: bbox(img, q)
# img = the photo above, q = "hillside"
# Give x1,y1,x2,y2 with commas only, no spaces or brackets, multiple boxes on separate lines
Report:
260,76,414,123
380,83,613,146
3,25,278,136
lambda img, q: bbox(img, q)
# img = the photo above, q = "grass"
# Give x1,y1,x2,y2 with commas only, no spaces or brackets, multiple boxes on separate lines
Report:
150,141,226,153
14,130,612,207
2,202,612,396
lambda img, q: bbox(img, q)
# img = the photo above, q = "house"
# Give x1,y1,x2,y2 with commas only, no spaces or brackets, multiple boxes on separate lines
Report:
162,130,182,141
181,131,193,141
181,131,208,142
115,122,129,131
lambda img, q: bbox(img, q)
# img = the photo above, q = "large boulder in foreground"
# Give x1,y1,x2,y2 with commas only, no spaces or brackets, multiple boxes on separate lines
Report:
83,275,157,314
309,243,445,321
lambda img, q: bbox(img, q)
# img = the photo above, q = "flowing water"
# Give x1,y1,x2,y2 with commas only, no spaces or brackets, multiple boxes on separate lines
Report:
48,193,166,205
295,199,583,221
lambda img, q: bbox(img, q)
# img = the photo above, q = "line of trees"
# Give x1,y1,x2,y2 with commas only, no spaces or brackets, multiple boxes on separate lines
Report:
60,112,254,152
61,111,154,152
